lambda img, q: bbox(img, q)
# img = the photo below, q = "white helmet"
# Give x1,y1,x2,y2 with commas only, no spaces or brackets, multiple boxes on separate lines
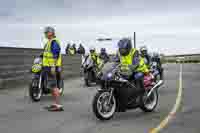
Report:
140,45,147,52
89,46,95,51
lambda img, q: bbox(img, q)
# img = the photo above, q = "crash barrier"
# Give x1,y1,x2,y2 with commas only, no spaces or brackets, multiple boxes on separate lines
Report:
162,56,200,64
163,60,200,64
0,47,81,89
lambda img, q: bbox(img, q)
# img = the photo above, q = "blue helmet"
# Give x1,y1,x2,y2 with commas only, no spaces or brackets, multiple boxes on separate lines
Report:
118,38,132,56
101,48,106,53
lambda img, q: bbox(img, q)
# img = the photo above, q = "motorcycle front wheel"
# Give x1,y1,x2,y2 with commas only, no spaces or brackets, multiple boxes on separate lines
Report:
29,79,42,102
92,91,116,120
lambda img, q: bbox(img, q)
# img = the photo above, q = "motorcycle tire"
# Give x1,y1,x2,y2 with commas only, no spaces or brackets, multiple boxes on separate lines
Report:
140,89,158,112
29,79,42,102
92,91,116,120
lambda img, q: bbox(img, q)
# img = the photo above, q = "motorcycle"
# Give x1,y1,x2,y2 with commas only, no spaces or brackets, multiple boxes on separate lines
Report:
29,57,64,102
92,62,163,120
150,61,164,82
82,55,101,87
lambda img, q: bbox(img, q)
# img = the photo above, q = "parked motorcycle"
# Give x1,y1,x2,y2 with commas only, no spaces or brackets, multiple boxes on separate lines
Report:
92,62,163,120
29,57,64,102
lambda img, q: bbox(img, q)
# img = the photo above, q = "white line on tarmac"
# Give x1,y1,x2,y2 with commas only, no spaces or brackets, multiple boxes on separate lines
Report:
149,64,183,133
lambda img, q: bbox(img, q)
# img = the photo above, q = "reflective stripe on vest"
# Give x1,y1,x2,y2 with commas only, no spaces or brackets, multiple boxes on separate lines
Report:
42,38,62,67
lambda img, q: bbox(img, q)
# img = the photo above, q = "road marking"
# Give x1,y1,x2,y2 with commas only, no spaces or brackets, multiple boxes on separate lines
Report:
149,64,183,133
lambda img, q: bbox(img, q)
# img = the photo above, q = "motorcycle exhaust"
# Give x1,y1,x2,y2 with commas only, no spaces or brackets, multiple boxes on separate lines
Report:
147,80,163,97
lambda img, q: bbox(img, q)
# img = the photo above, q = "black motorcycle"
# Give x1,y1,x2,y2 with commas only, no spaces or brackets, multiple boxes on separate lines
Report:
92,62,163,120
29,57,64,102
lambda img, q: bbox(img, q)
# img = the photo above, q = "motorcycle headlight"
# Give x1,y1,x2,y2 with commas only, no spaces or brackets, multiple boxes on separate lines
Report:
107,72,113,78
32,64,42,73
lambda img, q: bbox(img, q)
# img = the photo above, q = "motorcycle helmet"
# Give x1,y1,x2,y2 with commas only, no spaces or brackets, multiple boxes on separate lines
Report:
89,46,96,53
44,26,55,34
117,38,132,56
101,48,106,54
31,64,42,73
153,52,159,58
140,45,148,56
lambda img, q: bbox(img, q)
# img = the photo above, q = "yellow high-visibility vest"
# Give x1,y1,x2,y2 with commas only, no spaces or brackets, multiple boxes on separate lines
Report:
118,49,149,74
42,38,62,67
68,48,75,55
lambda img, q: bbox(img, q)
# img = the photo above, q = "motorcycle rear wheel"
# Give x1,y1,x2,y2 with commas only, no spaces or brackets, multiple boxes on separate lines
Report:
140,89,158,112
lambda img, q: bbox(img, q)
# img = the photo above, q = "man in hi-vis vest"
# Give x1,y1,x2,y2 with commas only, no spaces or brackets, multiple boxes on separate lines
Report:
43,26,63,111
115,38,149,112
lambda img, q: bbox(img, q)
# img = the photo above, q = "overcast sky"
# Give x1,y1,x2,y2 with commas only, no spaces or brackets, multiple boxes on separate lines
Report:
0,0,200,55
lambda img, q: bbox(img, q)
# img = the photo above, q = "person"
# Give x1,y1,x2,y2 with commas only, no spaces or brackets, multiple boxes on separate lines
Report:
115,38,149,111
77,43,85,55
72,43,77,54
89,46,103,71
42,26,63,111
65,43,70,55
139,45,151,68
152,52,161,67
151,52,163,79
68,45,76,55
99,48,110,63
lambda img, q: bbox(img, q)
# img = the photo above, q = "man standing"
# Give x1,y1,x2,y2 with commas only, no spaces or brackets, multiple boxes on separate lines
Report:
65,43,70,55
43,26,63,111
77,43,85,55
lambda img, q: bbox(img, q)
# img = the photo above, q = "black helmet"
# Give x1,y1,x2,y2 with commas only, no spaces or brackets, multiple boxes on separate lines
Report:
101,48,106,53
117,38,132,56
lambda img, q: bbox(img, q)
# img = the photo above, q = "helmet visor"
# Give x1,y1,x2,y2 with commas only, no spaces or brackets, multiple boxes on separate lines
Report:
90,50,95,53
119,48,128,56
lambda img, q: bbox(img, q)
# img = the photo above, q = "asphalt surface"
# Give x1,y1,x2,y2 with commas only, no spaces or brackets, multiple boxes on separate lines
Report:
162,64,200,133
0,63,197,133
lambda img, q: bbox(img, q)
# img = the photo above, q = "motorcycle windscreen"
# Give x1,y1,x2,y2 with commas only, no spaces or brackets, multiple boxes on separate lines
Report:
100,62,118,80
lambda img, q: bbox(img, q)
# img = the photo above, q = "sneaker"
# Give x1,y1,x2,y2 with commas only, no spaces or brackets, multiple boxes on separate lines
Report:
45,104,64,112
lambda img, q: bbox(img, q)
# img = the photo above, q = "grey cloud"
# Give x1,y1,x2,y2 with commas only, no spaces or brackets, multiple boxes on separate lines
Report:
1,0,200,23
1,0,200,54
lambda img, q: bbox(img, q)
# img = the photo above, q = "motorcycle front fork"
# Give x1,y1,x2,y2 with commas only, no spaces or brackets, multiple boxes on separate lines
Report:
38,74,42,89
108,88,114,104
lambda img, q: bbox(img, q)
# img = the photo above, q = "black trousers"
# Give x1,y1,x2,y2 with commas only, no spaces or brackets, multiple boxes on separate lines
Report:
118,76,144,111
